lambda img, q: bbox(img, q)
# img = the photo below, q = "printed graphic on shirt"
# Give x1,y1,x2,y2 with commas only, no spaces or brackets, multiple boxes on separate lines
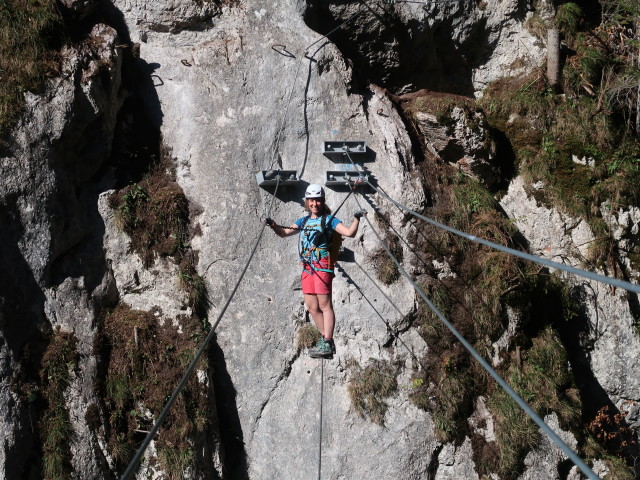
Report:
295,215,341,271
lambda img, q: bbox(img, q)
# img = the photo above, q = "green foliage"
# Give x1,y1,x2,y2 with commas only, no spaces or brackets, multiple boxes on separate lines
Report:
178,259,209,319
347,358,398,425
555,3,583,35
109,161,190,267
157,447,195,480
487,327,581,479
40,328,78,480
97,306,212,475
0,0,63,136
116,184,149,229
411,351,478,442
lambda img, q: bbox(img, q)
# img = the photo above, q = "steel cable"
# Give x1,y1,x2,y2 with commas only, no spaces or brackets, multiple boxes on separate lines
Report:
267,2,368,174
317,359,325,480
120,178,282,480
352,193,601,480
342,151,640,295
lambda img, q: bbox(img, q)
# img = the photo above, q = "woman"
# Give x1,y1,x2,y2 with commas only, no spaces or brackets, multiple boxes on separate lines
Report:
266,184,365,358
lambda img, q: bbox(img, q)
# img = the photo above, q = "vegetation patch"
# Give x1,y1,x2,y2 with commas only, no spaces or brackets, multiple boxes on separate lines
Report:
487,327,580,479
40,328,78,480
479,7,640,281
371,212,404,285
405,91,476,125
0,0,63,137
95,305,212,477
109,155,190,267
109,147,209,317
296,324,321,353
178,251,209,319
347,358,398,425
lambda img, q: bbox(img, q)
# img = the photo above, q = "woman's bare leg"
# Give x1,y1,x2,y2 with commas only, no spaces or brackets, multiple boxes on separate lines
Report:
316,294,335,338
304,294,325,336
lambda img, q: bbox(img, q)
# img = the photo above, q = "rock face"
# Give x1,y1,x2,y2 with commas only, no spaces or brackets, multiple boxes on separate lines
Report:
0,23,124,477
414,105,499,187
304,0,545,94
1,0,639,479
501,178,640,446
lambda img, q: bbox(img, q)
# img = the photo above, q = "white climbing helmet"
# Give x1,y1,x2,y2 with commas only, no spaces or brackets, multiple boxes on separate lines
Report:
305,184,325,199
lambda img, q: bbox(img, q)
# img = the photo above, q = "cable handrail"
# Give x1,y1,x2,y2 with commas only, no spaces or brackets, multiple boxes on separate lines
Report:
119,178,282,480
342,151,640,295
267,2,368,174
352,193,601,480
373,181,640,294
341,260,422,366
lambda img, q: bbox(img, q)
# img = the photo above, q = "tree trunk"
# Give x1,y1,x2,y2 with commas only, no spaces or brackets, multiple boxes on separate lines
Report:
547,28,561,92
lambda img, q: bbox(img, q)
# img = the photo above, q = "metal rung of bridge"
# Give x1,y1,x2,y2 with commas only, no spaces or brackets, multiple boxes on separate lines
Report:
255,170,301,188
322,140,367,160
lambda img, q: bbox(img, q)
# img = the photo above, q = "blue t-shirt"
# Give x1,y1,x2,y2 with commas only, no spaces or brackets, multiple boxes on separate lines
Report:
295,215,342,263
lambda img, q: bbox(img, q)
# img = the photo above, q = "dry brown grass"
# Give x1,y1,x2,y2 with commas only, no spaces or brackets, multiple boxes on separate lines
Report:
347,358,398,425
96,305,211,476
109,162,190,267
0,0,62,136
296,324,321,353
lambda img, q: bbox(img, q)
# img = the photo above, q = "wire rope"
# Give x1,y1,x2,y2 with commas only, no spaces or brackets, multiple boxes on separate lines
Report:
267,2,368,173
339,261,421,366
352,193,601,480
343,152,640,295
375,181,640,294
120,178,282,480
317,359,325,480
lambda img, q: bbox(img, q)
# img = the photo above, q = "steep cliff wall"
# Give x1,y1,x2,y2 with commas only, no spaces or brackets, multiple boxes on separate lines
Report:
1,0,639,479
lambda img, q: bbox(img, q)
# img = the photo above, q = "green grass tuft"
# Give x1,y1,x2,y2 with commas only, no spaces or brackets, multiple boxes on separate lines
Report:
40,327,78,480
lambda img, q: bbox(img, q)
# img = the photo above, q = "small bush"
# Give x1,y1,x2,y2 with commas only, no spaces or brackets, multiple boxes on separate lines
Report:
371,247,401,285
296,324,321,353
347,359,398,425
178,253,209,319
109,165,190,267
487,327,580,479
40,328,78,480
96,305,212,476
409,346,477,442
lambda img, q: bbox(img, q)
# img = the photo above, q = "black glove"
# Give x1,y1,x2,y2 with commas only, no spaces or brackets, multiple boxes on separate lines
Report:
265,217,275,227
354,210,366,219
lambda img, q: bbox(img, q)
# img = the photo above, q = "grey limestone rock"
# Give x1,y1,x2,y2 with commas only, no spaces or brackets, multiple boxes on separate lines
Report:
414,106,499,187
0,23,124,478
501,176,640,448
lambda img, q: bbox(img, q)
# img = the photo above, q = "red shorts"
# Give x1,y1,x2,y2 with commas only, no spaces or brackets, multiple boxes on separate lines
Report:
301,262,334,295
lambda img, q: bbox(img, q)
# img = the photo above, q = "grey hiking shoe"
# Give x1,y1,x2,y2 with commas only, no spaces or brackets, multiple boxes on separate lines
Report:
309,338,333,359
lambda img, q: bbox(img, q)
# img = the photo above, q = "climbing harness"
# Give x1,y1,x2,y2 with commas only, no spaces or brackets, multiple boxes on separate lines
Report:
298,214,342,274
